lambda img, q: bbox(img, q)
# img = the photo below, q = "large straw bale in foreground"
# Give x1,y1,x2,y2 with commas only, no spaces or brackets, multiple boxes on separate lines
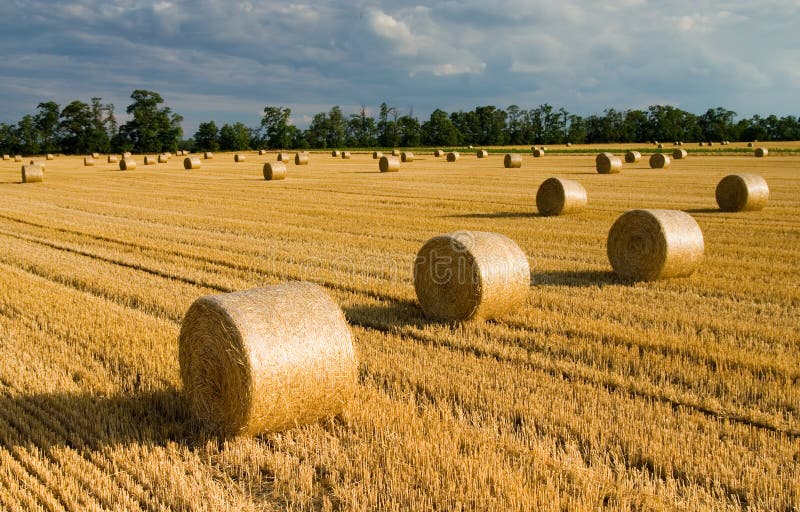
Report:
536,178,587,216
413,231,529,322
607,209,704,281
596,153,622,174
21,164,43,183
379,155,400,172
715,174,769,212
263,162,287,180
179,282,357,436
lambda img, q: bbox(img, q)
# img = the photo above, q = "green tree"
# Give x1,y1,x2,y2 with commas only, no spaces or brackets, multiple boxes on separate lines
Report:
326,106,347,148
34,101,60,153
347,105,377,147
397,115,421,147
119,90,183,153
59,101,94,154
218,122,251,150
421,109,460,146
305,112,329,148
260,106,293,149
193,121,220,151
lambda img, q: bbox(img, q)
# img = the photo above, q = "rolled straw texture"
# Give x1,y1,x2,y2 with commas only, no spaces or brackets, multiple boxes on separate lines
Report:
596,153,622,174
413,231,529,322
379,155,400,172
536,178,587,216
184,157,202,170
178,282,357,436
264,162,287,180
21,164,43,183
672,149,688,160
204,152,214,159
715,174,769,212
625,151,641,163
434,149,444,157
401,152,414,162
504,153,522,168
446,152,459,162
235,154,246,162
341,151,351,159
108,155,118,163
476,150,488,158
295,152,309,165
607,209,704,281
332,150,341,157
754,147,768,157
119,158,136,171
144,156,156,165
649,153,671,169
372,151,383,159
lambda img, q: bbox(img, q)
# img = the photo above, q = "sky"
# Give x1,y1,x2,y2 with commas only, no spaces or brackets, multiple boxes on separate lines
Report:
1,0,798,135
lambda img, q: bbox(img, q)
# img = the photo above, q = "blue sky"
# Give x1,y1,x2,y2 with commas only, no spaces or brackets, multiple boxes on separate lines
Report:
1,1,797,135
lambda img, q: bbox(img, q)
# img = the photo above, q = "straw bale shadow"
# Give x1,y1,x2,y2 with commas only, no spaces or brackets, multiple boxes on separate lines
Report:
531,270,630,287
683,208,722,214
444,211,541,219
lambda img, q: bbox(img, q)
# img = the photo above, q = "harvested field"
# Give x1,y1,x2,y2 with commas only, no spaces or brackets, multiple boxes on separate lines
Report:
0,149,798,511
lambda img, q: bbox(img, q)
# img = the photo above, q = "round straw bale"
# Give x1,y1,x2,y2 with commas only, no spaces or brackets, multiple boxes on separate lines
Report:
91,152,100,159
341,151,351,159
434,149,444,157
184,157,202,170
204,152,214,159
596,153,622,174
533,148,545,157
2,154,9,160
566,142,572,147
108,155,118,163
123,151,132,158
46,154,54,160
401,151,414,162
277,153,289,161
391,149,400,156
379,155,400,172
332,150,341,157
446,152,459,162
21,164,43,183
158,154,169,163
413,231,529,322
706,142,713,147
754,147,768,158
657,143,663,149
178,282,357,436
504,153,522,168
119,158,136,171
234,154,246,162
295,152,309,165
372,151,383,159
84,157,95,166
14,155,22,162
144,155,156,165
698,142,704,147
607,209,704,281
536,177,587,216
476,150,488,158
715,174,769,212
649,153,671,169
625,150,641,163
263,161,287,180
747,142,753,148
259,149,267,155
672,149,688,160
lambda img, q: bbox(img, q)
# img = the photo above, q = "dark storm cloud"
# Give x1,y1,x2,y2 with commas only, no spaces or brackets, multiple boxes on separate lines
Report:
0,0,797,134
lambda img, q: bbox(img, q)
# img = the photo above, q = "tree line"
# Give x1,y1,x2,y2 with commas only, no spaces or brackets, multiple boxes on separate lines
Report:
2,91,799,155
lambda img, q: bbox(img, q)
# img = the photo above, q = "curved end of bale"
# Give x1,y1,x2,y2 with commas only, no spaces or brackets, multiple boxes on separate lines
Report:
596,153,622,174
401,151,414,162
178,282,357,436
294,152,309,165
234,154,246,162
754,147,768,157
413,231,530,322
476,150,488,158
341,151,351,159
624,151,641,163
21,164,44,183
332,150,341,157
434,149,444,157
649,153,671,169
504,153,522,168
536,177,587,216
446,152,460,162
119,158,136,171
533,149,544,157
184,157,202,170
204,152,214,159
263,162,287,180
372,151,383,159
607,209,704,281
715,174,769,212
672,149,688,160
379,155,400,172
